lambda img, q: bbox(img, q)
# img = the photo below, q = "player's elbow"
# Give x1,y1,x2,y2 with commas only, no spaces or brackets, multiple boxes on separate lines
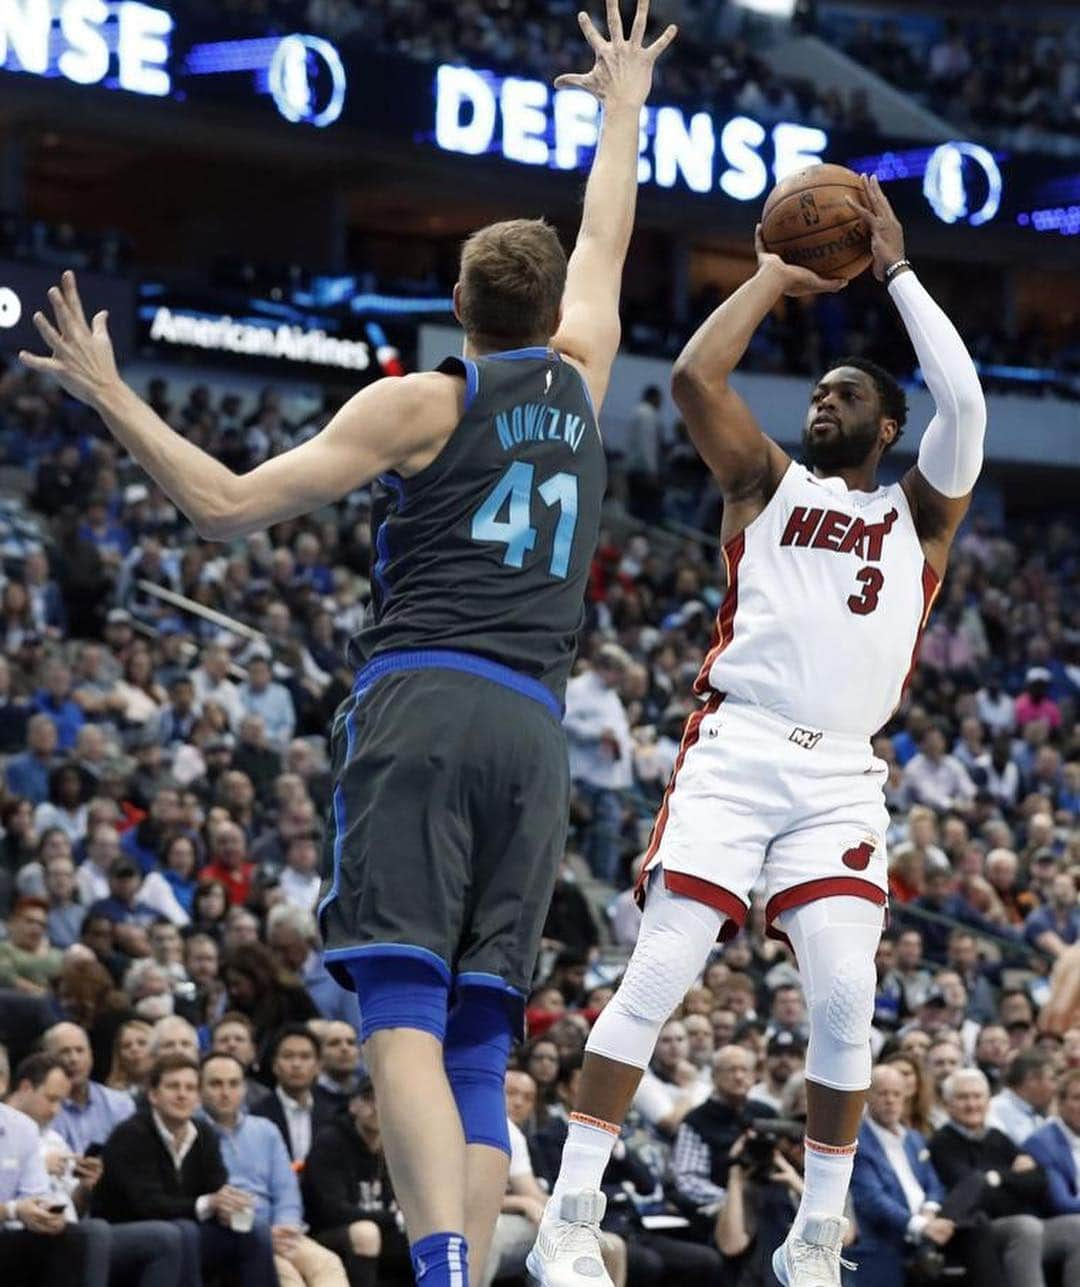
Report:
947,369,987,440
960,388,987,440
671,357,725,410
194,505,237,542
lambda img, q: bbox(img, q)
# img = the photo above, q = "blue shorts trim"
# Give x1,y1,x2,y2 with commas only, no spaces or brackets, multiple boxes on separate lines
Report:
317,689,365,924
323,942,453,987
351,648,561,719
456,971,526,1000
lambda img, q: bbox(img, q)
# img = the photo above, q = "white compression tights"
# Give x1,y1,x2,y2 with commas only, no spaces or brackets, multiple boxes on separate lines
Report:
587,875,727,1069
776,896,885,1091
587,878,883,1091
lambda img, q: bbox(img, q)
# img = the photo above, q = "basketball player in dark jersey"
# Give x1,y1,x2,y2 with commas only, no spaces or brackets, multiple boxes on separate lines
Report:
22,5,676,1285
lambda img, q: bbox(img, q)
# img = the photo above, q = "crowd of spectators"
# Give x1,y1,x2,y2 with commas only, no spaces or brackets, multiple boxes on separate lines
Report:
836,14,1080,149
0,347,1077,1287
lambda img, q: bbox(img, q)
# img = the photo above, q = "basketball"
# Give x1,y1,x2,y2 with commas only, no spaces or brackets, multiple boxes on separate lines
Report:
760,164,873,281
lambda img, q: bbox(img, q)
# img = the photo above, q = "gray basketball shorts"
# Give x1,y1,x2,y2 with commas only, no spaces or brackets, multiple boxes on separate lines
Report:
318,650,570,1005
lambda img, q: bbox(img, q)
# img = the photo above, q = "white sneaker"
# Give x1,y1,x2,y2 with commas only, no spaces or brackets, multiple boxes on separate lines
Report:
772,1215,854,1287
526,1190,612,1287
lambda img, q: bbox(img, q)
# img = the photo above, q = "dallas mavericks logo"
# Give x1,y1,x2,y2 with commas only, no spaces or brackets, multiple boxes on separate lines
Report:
269,35,347,128
923,142,1001,228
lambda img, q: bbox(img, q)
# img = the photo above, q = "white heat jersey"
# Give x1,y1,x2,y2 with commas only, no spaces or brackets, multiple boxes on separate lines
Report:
697,462,940,737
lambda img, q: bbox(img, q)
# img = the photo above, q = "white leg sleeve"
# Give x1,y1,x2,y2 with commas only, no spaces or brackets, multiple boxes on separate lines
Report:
587,876,727,1069
889,270,986,498
778,896,884,1092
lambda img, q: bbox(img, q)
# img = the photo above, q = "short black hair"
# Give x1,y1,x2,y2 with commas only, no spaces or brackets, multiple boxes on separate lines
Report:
268,1022,321,1064
828,356,908,449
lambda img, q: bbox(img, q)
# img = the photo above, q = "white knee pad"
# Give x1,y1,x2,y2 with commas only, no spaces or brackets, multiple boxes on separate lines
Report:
778,896,883,1092
587,874,727,1070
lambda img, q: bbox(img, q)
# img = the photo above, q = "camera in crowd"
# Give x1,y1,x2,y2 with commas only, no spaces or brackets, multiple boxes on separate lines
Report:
740,1118,806,1182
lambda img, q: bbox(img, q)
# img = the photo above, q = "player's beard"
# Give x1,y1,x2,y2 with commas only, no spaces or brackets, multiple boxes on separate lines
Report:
801,416,880,472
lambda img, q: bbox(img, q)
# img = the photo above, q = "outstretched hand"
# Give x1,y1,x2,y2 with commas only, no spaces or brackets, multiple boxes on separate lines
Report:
555,0,677,107
754,225,847,298
845,173,906,282
20,270,120,407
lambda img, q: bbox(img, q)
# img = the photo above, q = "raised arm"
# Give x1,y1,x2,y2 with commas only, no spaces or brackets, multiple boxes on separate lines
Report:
847,175,986,574
671,231,844,513
549,0,676,411
21,272,457,542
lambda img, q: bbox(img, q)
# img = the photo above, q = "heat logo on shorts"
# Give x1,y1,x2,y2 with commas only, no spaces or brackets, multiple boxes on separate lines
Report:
841,840,875,871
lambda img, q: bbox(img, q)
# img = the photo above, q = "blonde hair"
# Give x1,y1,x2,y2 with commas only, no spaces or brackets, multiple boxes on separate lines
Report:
459,219,567,346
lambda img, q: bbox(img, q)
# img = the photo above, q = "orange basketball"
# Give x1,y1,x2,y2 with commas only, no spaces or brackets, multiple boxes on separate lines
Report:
760,164,872,281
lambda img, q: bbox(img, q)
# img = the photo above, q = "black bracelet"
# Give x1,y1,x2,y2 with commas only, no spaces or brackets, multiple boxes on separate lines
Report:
885,258,913,284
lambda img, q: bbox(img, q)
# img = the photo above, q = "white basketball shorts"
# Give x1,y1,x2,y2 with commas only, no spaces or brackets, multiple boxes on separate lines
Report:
635,693,890,945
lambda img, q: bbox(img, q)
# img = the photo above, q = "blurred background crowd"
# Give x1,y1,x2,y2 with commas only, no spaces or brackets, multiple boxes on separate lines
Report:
0,354,1076,1286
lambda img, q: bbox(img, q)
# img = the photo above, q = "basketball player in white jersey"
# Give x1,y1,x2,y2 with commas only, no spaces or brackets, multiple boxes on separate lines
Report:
528,176,986,1287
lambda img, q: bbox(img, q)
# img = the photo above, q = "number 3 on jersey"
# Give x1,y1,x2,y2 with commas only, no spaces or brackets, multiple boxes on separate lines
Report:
848,565,884,615
471,461,579,579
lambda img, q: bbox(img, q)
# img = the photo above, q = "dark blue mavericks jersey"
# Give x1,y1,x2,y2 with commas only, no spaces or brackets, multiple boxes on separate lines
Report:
349,346,606,705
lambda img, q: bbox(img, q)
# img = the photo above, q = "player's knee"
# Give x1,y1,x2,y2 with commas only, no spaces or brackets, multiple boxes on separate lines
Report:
443,982,516,1154
606,920,711,1027
823,952,876,1046
805,951,875,1090
347,951,450,1043
349,1221,382,1257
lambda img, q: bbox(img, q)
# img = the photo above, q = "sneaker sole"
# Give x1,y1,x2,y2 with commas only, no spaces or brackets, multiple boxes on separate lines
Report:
772,1246,790,1287
525,1248,544,1283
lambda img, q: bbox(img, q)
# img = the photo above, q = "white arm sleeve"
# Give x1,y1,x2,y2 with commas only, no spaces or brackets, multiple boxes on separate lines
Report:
888,270,986,498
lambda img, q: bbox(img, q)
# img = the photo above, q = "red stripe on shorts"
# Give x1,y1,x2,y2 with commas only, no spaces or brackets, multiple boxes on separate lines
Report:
635,690,724,904
693,529,746,696
764,876,887,949
662,871,747,940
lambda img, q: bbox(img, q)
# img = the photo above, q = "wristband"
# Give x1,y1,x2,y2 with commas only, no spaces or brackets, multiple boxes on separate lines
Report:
884,258,912,284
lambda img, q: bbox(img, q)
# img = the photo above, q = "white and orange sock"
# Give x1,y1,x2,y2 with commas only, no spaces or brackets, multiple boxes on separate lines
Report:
549,1112,621,1209
791,1137,857,1239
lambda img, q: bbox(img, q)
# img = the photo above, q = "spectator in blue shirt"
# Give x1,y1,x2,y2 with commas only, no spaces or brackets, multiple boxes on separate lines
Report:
1023,1069,1080,1215
43,1022,135,1153
76,494,131,563
200,1051,348,1287
1024,873,1080,958
0,1087,83,1287
31,658,85,752
4,713,59,804
237,654,296,750
87,859,162,930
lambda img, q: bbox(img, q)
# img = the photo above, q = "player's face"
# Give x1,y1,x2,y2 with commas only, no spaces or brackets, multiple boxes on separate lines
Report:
802,368,884,471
